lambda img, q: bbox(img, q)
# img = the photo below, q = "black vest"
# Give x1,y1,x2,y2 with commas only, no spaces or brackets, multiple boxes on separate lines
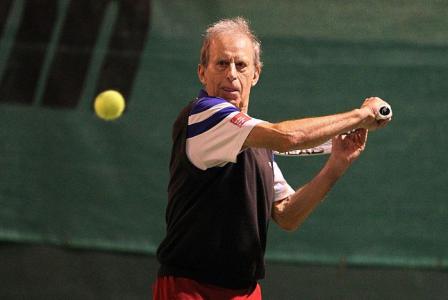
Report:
157,101,275,289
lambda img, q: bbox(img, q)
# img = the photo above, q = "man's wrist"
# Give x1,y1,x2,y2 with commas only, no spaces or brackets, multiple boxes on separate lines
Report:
356,107,375,127
324,156,350,181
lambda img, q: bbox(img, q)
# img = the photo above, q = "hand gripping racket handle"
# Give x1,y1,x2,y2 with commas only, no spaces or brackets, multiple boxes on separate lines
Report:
376,104,392,120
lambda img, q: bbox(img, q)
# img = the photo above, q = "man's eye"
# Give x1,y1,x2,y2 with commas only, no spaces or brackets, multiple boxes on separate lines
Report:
236,62,247,69
217,60,228,66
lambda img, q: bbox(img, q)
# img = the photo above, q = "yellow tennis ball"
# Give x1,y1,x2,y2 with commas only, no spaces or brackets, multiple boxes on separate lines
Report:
94,90,125,121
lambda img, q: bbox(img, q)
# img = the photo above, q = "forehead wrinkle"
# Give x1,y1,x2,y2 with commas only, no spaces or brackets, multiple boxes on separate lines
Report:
210,36,253,63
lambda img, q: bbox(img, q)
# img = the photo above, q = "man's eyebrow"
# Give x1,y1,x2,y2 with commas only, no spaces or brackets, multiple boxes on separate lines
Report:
213,55,250,64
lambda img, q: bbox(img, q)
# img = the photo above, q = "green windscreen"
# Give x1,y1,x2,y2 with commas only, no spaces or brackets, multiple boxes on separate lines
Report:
1,0,447,269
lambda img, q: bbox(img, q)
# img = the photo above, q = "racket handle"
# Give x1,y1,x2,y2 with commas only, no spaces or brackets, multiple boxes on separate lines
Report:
376,104,392,120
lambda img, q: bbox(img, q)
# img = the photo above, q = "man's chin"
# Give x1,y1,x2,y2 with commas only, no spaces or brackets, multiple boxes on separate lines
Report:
221,97,240,106
226,98,240,107
219,94,239,105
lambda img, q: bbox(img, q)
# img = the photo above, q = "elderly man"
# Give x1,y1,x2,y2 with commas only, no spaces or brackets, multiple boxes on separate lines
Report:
154,17,391,299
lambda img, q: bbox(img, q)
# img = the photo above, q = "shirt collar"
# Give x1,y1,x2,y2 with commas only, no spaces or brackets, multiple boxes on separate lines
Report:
198,89,209,99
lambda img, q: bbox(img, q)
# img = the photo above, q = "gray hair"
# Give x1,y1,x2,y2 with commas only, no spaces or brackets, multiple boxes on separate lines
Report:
199,17,263,70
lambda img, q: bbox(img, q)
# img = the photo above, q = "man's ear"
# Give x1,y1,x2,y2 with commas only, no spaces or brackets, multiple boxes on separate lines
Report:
252,66,261,87
198,64,206,85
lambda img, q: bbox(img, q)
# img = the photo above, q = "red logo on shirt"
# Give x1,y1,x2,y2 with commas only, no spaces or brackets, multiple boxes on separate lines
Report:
230,112,251,128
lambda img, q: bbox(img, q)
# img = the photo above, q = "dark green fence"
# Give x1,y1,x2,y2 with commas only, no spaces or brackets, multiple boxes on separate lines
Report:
1,0,447,269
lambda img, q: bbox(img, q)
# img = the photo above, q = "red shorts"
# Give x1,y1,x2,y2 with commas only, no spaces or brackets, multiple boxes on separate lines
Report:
152,276,262,300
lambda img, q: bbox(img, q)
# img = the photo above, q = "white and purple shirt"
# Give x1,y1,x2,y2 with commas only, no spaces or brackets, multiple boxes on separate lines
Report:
186,90,295,201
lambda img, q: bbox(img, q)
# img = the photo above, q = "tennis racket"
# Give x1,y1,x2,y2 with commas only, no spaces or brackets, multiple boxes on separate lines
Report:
274,104,392,157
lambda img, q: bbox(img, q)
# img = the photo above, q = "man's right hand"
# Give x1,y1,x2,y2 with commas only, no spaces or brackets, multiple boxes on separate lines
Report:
360,97,392,131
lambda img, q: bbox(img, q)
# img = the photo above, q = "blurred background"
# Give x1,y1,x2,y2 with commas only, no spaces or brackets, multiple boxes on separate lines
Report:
1,0,447,299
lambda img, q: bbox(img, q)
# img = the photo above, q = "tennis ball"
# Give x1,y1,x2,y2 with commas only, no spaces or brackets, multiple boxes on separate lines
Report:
94,90,125,121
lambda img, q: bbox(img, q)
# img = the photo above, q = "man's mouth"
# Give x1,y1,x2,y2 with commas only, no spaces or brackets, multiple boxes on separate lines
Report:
222,87,239,93
221,87,240,100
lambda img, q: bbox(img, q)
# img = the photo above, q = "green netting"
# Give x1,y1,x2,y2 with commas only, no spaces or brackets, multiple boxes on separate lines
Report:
0,0,447,269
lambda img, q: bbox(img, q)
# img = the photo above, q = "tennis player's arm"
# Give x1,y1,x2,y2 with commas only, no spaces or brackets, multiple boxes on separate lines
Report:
271,157,348,231
244,108,372,152
244,94,394,152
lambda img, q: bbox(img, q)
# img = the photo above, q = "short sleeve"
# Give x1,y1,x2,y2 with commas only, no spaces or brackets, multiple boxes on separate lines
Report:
186,96,264,170
273,160,295,201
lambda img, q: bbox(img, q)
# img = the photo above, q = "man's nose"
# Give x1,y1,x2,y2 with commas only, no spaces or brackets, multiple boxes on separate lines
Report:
226,63,237,81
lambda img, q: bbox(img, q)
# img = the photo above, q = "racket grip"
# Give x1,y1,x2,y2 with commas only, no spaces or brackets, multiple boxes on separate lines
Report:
376,104,392,120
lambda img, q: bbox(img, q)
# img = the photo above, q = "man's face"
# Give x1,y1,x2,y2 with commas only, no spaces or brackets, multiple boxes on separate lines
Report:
198,33,260,112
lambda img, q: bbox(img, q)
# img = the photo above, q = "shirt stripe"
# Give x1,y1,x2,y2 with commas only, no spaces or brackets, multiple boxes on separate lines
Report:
190,97,231,115
188,101,235,125
187,107,237,138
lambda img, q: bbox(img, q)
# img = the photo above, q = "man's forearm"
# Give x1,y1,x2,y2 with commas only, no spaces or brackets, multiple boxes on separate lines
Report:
245,108,371,152
272,159,348,231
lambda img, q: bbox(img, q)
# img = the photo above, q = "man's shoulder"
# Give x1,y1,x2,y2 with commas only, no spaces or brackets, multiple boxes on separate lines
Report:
190,96,235,116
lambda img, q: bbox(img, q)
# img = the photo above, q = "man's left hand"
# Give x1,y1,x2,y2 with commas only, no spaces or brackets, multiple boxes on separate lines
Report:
327,128,368,175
